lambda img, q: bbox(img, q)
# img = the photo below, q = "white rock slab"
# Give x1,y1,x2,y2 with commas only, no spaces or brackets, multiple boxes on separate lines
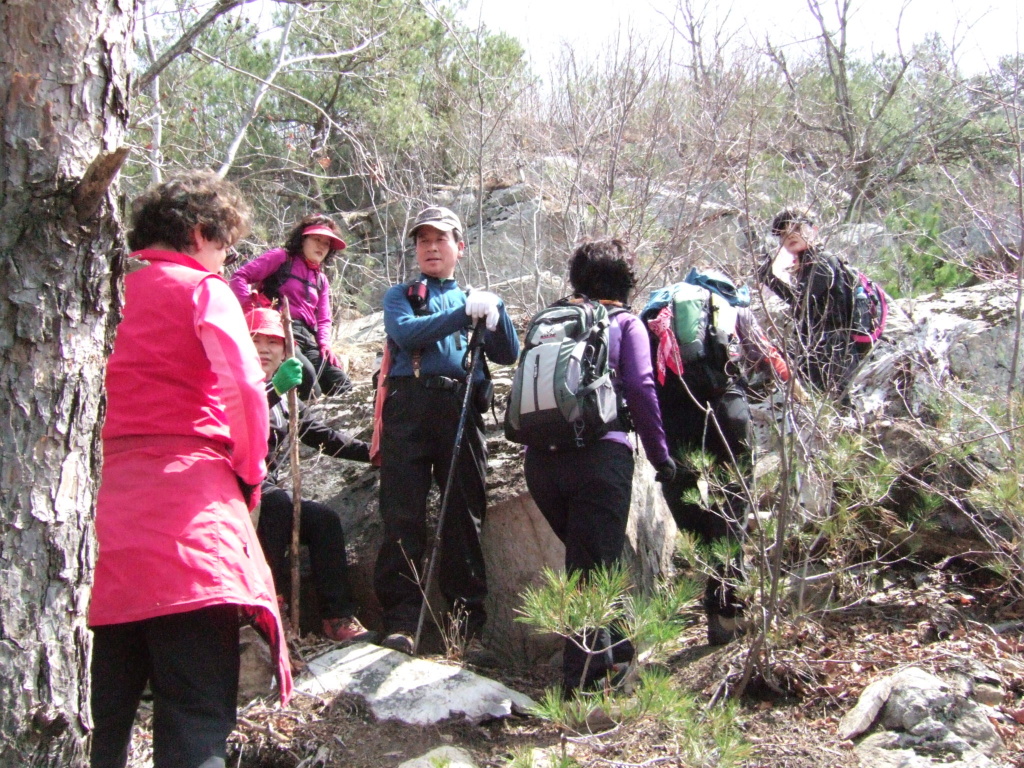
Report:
839,675,894,740
397,746,477,768
294,642,535,725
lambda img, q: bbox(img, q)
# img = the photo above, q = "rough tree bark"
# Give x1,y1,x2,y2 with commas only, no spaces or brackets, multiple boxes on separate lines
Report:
0,0,133,764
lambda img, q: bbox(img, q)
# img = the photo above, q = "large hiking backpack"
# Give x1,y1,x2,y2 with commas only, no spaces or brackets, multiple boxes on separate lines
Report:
504,297,625,449
642,268,748,396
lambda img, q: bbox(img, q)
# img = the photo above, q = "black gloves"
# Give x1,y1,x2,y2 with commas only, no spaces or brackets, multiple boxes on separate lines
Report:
655,458,676,484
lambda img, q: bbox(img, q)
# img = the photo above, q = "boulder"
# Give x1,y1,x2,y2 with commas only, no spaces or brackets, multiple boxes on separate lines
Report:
398,747,478,768
237,626,275,704
294,643,534,725
841,666,1004,767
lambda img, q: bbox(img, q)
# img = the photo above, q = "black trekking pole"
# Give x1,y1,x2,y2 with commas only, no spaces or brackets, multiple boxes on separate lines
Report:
413,321,487,656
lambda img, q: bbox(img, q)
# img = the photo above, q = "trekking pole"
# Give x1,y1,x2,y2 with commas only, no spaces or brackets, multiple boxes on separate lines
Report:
413,321,487,655
280,297,304,633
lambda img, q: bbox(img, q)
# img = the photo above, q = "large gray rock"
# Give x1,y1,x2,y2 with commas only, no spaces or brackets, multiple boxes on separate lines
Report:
842,667,1004,768
398,747,478,768
750,280,1024,564
480,492,563,667
294,643,534,725
849,280,1023,421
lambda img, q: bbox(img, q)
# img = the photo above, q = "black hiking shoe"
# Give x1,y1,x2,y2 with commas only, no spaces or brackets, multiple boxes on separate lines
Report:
707,612,747,646
462,637,500,668
381,632,414,655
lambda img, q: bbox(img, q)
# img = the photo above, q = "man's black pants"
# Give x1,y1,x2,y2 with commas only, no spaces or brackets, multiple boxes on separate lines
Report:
257,487,356,619
90,605,240,768
374,379,488,636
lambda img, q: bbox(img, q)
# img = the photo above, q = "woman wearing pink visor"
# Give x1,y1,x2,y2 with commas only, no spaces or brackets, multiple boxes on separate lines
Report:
230,214,351,397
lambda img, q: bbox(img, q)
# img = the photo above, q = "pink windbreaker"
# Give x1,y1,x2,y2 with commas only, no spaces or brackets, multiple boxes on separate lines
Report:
90,249,292,703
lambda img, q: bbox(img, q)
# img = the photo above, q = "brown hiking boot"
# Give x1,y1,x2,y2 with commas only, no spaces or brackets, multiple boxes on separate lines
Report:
322,616,375,644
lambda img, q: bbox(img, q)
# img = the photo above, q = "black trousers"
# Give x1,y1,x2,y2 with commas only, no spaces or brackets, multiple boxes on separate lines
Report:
292,320,352,398
525,440,636,690
90,605,240,768
374,380,488,636
256,487,356,619
798,330,862,398
659,380,751,617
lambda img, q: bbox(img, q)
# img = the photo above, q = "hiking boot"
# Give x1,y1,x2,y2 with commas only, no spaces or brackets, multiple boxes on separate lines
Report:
463,637,500,668
707,612,747,646
381,631,415,655
322,616,376,644
608,657,639,694
584,704,621,733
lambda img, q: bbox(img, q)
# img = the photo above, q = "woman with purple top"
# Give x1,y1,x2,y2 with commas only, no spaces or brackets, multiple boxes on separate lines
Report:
230,214,351,397
524,238,675,695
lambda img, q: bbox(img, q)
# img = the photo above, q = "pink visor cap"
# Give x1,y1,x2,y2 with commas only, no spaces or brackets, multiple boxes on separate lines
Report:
246,308,286,340
301,224,346,251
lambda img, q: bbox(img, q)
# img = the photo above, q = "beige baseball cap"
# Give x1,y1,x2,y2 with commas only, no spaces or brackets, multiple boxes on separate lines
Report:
409,206,463,238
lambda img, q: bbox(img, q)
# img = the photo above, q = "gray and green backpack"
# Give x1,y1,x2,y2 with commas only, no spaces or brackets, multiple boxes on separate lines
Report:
504,296,625,450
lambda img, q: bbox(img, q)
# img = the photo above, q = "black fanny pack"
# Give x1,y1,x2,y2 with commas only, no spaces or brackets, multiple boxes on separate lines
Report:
473,378,494,414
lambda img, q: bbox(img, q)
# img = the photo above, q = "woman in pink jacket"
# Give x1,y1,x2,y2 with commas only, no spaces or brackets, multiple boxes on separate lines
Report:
89,172,291,768
229,214,350,397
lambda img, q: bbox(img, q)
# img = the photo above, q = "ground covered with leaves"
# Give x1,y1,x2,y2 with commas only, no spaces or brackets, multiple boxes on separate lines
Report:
116,563,1024,768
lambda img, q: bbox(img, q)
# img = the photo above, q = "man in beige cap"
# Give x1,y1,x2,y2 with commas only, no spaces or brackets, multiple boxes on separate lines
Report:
373,206,519,663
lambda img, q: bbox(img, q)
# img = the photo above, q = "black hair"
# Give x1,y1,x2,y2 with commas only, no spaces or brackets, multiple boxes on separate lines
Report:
567,238,637,304
771,209,815,237
283,213,344,260
127,171,251,253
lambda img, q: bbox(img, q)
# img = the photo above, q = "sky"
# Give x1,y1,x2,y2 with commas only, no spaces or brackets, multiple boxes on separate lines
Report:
459,0,1022,76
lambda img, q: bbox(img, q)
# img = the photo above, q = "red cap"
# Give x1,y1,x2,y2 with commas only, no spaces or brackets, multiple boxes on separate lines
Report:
301,225,346,251
246,308,286,340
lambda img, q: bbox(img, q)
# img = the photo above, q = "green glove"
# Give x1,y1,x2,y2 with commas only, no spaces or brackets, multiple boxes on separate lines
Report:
271,357,303,396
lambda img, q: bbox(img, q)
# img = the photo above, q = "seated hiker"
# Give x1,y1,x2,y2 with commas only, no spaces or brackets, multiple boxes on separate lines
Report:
247,307,374,643
645,267,800,645
520,238,675,693
231,214,352,399
758,208,865,398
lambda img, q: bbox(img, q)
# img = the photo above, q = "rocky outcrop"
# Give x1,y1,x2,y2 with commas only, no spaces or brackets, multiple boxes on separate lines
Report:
750,279,1024,565
839,666,1006,768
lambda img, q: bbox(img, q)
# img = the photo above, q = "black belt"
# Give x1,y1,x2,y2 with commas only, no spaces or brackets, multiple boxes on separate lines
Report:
389,375,465,392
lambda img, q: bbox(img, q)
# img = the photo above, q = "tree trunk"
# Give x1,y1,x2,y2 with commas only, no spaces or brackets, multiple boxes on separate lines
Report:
0,0,133,764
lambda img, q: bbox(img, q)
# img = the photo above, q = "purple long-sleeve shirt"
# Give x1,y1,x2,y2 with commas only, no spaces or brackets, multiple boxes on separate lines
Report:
229,248,333,346
604,311,670,466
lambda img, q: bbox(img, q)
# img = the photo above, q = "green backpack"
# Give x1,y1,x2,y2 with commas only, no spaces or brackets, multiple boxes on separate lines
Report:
642,269,746,396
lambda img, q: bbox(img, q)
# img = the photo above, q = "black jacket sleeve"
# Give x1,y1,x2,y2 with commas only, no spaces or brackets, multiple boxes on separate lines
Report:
296,403,371,463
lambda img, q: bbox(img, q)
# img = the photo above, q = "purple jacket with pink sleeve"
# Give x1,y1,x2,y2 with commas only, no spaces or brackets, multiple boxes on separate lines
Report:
604,310,671,466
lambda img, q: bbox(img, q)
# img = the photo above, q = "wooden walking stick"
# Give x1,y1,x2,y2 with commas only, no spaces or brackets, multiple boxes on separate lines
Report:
280,297,304,633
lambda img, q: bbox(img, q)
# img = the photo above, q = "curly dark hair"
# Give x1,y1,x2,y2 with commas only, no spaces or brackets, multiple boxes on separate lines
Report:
771,208,815,237
567,238,637,304
127,171,251,253
283,213,344,259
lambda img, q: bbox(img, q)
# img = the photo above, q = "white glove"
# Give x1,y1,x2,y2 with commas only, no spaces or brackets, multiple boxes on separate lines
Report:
465,290,502,331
